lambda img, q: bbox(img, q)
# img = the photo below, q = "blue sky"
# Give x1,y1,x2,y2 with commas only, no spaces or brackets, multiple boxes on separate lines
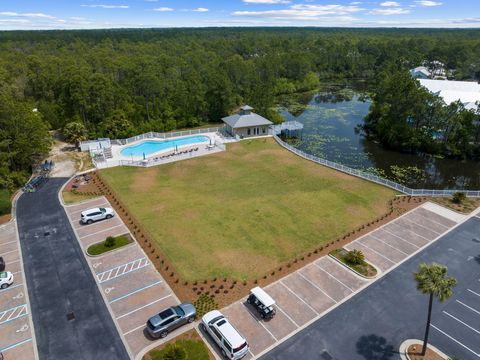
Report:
0,0,478,30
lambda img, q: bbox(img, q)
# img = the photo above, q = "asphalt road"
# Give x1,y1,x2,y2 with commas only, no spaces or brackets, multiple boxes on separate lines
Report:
16,178,130,360
260,216,480,360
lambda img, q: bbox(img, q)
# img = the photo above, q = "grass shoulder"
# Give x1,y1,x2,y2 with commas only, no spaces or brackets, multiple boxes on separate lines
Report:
0,189,12,215
62,190,100,205
432,195,480,215
330,248,377,278
87,234,132,256
143,329,213,360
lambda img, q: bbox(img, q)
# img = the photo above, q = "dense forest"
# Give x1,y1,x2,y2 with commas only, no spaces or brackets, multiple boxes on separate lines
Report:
363,68,480,160
1,28,480,193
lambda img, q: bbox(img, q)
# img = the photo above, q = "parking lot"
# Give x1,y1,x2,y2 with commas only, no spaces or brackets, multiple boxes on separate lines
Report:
260,210,480,360
218,203,461,359
64,197,183,359
0,221,36,360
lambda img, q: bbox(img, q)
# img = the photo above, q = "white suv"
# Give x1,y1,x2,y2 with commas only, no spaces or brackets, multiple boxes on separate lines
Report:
201,310,249,359
0,271,14,289
81,207,114,224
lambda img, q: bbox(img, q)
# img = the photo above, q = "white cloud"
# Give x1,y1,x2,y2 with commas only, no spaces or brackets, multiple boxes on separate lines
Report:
0,11,56,19
233,4,364,20
81,4,129,9
350,1,363,4
193,8,209,12
153,7,174,12
243,0,291,3
415,0,442,6
380,1,400,6
369,8,410,15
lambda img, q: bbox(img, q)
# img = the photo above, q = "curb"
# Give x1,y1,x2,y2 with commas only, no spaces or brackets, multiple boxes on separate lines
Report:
85,235,135,257
399,339,449,360
327,253,379,280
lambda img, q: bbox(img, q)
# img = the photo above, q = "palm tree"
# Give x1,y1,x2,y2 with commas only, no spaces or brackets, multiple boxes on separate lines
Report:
414,262,457,356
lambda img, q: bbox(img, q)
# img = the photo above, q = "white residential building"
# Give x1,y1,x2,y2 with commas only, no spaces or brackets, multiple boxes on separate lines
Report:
418,79,480,111
410,66,431,79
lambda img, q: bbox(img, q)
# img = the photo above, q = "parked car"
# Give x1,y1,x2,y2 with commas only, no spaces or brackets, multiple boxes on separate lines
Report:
0,256,5,272
247,287,276,320
201,310,249,359
80,207,114,224
146,303,196,339
0,271,13,289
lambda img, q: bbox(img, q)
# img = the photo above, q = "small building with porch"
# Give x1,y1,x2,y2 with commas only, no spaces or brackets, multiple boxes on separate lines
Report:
222,105,273,138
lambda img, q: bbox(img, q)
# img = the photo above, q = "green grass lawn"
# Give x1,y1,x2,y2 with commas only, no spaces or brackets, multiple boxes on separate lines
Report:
147,339,210,360
101,138,395,281
87,234,131,255
0,189,11,216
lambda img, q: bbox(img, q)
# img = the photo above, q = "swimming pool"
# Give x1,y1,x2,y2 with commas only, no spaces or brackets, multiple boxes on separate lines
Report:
120,135,210,157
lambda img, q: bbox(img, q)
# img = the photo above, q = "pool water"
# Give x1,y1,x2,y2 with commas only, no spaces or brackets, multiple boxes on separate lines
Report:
120,135,210,157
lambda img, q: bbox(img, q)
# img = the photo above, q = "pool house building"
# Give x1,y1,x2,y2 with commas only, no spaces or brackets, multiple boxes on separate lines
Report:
222,105,273,138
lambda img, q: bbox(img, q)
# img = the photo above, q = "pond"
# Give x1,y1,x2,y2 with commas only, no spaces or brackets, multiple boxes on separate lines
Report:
278,83,480,190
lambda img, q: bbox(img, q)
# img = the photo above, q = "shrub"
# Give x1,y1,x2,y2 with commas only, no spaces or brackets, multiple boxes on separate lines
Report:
104,236,116,248
162,344,187,360
344,249,365,266
452,192,466,204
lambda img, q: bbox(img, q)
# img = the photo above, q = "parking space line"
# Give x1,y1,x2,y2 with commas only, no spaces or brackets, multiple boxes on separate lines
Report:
6,259,20,265
351,241,397,264
457,300,480,315
274,303,299,328
443,311,480,335
468,289,480,298
1,283,24,292
123,323,146,336
279,281,319,315
0,304,28,325
80,224,125,239
415,211,453,230
0,240,18,247
403,217,442,235
0,338,32,353
0,249,18,256
296,272,337,304
313,263,354,292
109,280,163,304
368,234,409,255
116,295,172,320
431,324,480,358
388,222,431,242
68,203,110,216
97,257,149,283
242,303,278,342
377,228,420,249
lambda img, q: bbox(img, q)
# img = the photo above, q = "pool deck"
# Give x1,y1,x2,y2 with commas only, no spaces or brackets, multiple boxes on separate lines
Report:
113,133,219,161
96,132,226,169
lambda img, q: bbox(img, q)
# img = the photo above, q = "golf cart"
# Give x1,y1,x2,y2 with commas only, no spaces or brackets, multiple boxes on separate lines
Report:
247,287,276,320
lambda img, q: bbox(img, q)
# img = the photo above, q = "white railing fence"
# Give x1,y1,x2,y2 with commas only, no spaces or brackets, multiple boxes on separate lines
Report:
273,134,480,198
110,127,224,146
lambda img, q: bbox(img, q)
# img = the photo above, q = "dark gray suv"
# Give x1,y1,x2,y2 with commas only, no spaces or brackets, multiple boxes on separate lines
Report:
146,303,196,338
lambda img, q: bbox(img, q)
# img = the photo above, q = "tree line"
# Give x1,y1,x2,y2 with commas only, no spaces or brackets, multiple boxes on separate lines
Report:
1,27,480,193
363,66,480,160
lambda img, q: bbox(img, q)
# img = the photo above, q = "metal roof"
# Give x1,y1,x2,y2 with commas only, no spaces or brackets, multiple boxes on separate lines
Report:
222,112,273,129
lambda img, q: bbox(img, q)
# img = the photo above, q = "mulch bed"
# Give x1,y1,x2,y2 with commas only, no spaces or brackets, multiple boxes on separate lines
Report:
0,214,12,226
79,172,426,308
407,344,445,360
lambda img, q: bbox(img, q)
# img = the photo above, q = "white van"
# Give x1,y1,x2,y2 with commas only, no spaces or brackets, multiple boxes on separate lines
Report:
201,310,249,359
